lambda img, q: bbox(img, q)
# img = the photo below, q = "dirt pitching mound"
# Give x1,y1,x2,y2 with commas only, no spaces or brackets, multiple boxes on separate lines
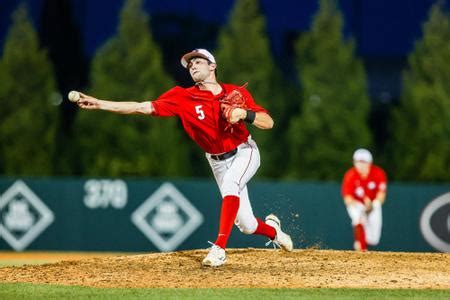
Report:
0,249,449,289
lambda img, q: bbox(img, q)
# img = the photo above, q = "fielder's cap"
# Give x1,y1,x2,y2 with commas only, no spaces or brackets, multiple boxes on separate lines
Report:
353,148,373,163
181,48,216,68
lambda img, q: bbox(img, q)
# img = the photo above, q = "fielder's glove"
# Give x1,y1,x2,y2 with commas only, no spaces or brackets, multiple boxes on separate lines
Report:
219,83,248,128
364,198,373,214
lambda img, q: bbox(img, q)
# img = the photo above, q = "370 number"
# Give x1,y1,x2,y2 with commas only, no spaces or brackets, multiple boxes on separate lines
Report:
83,179,128,209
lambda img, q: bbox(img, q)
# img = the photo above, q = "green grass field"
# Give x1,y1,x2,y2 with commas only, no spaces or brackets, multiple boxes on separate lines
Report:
0,284,449,300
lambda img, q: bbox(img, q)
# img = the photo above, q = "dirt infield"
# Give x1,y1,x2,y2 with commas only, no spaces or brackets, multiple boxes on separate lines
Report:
0,249,449,289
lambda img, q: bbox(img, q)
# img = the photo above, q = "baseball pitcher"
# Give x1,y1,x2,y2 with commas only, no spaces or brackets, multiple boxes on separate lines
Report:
72,48,293,267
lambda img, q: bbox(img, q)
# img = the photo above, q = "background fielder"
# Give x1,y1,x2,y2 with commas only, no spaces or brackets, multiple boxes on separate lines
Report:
73,48,293,267
341,148,388,251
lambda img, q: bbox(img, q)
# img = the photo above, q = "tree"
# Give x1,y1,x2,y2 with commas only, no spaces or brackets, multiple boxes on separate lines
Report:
214,0,291,178
0,5,58,175
389,2,450,181
288,0,371,180
74,0,190,177
39,0,88,175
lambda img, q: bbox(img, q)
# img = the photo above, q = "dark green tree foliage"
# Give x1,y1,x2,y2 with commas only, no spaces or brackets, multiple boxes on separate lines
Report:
288,0,371,180
214,0,289,177
39,0,88,175
0,6,57,175
74,0,190,176
390,3,450,181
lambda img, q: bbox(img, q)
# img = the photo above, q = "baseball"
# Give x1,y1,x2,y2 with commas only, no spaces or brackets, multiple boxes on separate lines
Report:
68,90,80,102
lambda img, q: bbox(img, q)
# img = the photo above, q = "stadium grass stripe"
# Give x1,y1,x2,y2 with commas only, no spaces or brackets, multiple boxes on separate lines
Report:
0,283,449,299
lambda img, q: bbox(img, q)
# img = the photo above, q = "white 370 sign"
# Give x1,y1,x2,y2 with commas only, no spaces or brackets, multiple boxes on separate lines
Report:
83,179,128,209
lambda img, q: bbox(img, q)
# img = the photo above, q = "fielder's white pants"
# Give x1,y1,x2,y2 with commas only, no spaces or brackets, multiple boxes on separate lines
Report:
206,136,260,235
346,201,382,245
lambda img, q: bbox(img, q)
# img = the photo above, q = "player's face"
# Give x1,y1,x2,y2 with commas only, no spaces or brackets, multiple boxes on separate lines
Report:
188,58,215,82
354,161,371,177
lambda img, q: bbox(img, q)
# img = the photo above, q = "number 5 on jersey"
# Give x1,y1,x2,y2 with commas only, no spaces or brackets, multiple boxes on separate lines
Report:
195,105,205,120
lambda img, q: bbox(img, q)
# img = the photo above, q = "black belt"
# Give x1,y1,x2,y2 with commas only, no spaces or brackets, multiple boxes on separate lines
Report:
210,148,238,161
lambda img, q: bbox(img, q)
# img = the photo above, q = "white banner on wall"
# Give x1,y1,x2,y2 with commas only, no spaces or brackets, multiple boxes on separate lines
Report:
0,180,54,251
131,182,203,252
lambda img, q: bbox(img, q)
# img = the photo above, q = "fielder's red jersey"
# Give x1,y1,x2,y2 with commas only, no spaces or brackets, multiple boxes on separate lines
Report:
151,83,268,154
341,165,387,203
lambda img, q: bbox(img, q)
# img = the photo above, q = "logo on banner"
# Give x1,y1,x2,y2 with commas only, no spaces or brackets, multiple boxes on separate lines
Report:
420,192,450,252
131,182,203,252
0,180,54,251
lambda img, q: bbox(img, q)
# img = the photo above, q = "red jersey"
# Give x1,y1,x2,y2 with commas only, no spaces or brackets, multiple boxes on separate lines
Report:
341,165,387,203
151,83,268,154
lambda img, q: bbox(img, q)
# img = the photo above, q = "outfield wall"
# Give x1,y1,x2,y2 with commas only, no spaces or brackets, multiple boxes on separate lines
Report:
0,178,449,252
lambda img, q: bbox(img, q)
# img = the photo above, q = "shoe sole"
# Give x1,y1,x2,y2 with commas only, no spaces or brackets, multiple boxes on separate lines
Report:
202,259,227,267
279,233,294,252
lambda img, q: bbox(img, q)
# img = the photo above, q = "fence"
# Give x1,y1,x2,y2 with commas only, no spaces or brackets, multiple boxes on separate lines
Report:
0,178,449,252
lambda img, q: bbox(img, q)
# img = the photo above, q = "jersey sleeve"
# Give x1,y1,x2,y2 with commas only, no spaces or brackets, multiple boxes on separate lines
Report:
375,166,388,193
151,87,183,117
241,88,269,114
341,169,354,197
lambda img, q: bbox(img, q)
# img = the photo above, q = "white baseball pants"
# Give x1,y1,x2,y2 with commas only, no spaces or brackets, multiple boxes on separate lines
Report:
346,201,382,245
206,136,260,235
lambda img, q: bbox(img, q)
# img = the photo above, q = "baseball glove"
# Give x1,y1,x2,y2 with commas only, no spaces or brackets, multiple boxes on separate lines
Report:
219,83,248,125
364,197,373,214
